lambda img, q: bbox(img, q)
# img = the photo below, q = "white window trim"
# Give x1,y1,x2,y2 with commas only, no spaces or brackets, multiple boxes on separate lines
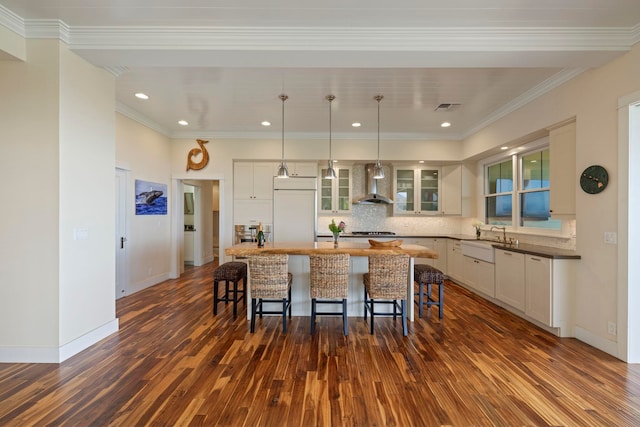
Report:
480,138,570,238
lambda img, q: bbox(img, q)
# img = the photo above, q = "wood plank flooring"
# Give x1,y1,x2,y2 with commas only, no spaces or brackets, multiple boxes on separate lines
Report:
1,261,639,426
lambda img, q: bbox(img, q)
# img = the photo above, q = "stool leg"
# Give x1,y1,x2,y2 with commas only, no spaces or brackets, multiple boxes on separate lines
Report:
282,298,288,333
418,282,424,318
438,282,444,319
369,300,375,334
401,300,408,336
213,280,219,315
225,281,230,305
232,279,238,317
250,298,257,333
342,298,348,336
310,298,316,335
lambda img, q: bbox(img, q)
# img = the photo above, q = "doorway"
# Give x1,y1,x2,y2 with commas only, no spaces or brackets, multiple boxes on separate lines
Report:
180,179,222,271
618,90,640,363
115,168,129,299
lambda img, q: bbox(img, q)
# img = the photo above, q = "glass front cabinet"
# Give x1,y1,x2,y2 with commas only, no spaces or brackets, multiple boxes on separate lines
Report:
393,166,441,215
319,166,352,214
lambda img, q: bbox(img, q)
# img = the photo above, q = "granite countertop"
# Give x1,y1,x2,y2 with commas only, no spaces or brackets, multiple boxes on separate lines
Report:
316,233,580,259
226,241,439,258
487,242,580,259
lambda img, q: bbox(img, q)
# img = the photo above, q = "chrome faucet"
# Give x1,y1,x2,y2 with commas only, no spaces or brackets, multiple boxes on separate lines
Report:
490,226,507,242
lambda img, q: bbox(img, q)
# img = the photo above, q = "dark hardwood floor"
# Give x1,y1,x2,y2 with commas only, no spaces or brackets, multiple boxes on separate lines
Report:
1,261,639,426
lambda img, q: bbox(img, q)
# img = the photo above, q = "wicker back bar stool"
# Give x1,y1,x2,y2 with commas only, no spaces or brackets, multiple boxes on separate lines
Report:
248,254,293,333
363,253,410,336
309,253,350,335
414,264,446,319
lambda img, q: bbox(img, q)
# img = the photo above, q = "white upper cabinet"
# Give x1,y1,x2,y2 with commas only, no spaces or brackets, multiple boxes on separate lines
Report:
286,162,318,177
319,165,352,214
234,162,277,199
441,164,462,215
549,121,576,217
393,166,441,215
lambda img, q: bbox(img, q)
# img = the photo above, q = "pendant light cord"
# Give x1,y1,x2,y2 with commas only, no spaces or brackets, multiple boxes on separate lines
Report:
280,94,288,162
375,94,383,163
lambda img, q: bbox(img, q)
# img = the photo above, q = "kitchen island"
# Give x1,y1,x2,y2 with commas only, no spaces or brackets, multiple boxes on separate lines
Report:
225,241,438,321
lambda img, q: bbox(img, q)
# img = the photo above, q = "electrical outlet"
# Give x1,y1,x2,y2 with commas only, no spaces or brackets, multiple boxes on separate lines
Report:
604,232,617,244
607,321,617,336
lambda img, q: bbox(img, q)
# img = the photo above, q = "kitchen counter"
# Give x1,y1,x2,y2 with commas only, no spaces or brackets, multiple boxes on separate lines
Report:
226,241,438,258
487,242,580,259
317,234,580,259
226,241,437,321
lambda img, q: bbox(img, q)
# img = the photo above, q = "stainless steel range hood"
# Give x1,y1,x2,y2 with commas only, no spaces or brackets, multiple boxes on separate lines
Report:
354,164,394,204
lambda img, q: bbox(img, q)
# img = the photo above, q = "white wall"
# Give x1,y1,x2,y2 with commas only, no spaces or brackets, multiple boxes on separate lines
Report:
116,114,173,294
0,39,61,349
463,43,640,358
0,39,117,362
58,44,116,346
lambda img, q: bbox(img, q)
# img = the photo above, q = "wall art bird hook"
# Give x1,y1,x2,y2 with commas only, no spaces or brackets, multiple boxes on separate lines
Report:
186,139,209,171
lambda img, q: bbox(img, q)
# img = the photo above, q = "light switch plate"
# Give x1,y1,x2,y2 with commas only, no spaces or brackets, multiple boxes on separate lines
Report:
604,232,617,244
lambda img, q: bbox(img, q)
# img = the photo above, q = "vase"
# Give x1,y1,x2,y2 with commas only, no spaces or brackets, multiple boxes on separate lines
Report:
333,232,340,247
476,229,481,239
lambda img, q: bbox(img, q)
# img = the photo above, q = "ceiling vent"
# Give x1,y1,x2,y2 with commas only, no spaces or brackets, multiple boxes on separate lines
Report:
434,103,461,111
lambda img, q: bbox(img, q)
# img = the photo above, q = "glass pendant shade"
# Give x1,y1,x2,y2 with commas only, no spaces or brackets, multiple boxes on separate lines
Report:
324,94,337,179
277,94,289,178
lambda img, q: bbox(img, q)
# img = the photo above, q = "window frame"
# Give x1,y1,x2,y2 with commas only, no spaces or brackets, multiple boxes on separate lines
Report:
481,137,567,237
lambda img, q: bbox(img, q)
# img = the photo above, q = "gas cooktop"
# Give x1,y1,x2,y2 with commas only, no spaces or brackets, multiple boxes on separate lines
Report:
351,231,396,236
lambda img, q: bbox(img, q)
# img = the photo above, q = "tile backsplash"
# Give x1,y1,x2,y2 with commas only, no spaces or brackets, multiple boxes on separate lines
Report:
318,205,577,250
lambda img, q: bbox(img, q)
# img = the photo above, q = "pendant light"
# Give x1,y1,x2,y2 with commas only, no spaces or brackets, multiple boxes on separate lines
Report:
277,94,289,178
323,94,337,180
373,94,385,179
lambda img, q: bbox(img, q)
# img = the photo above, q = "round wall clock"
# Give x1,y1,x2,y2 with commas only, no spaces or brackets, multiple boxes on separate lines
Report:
580,165,609,194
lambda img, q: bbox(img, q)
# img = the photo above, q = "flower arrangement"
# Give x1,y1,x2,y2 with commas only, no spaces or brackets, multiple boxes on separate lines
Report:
472,221,484,239
329,219,346,235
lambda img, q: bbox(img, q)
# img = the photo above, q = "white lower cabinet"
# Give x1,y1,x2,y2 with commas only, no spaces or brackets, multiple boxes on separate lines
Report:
462,256,495,297
447,240,464,282
525,255,552,325
495,249,525,311
493,249,576,335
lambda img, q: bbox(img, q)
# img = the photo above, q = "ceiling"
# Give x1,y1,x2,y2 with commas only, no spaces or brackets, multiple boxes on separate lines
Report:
2,1,640,140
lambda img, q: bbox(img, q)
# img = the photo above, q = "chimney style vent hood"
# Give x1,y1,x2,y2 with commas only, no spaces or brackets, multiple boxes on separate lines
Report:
354,164,394,204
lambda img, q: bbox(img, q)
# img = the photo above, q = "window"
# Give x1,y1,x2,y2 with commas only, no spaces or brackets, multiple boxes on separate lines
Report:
485,147,561,231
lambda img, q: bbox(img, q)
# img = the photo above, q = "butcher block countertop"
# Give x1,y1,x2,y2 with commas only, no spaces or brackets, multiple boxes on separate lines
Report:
225,241,438,258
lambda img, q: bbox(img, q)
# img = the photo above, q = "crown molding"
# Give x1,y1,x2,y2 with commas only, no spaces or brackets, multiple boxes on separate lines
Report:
631,24,640,45
24,19,70,42
66,26,636,52
169,130,462,141
464,68,586,139
115,102,171,137
0,5,24,37
0,18,630,52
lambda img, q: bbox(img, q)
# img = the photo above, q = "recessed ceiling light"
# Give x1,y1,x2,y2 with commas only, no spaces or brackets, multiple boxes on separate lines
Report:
440,122,451,128
135,93,149,100
261,121,271,126
419,160,425,164
332,160,338,163
352,122,361,127
500,146,509,150
178,120,189,126
530,160,537,163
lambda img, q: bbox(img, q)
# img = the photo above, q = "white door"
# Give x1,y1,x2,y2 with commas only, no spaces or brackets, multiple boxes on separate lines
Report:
115,168,128,299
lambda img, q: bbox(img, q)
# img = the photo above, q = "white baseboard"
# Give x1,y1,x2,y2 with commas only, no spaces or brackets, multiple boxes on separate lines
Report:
129,272,170,295
575,326,619,359
0,319,119,363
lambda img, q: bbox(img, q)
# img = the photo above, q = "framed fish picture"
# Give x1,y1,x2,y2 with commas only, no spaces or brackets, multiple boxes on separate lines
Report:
135,179,168,215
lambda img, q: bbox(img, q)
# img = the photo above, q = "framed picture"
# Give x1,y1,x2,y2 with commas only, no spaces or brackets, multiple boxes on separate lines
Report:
135,180,168,215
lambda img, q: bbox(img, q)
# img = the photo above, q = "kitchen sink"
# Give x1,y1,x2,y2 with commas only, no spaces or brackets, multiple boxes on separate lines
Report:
461,240,495,263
